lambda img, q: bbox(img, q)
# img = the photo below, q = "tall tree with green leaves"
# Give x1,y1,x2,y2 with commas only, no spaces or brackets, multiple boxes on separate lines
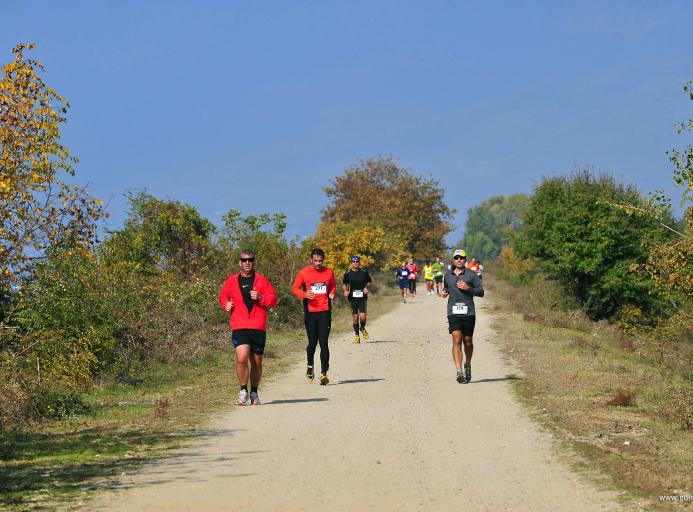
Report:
514,170,674,320
103,191,214,277
461,194,529,262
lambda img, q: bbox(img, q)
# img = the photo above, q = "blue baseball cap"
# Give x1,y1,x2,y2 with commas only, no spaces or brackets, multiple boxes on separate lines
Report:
351,255,360,262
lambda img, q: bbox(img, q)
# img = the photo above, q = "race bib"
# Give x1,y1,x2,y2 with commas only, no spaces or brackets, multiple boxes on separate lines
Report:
311,283,327,294
452,303,468,315
352,290,364,298
401,271,408,276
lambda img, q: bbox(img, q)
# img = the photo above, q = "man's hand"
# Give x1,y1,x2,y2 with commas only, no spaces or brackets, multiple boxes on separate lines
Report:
305,291,315,300
441,291,449,298
328,294,335,301
250,289,259,301
343,290,350,298
224,300,234,312
456,280,470,291
363,287,369,295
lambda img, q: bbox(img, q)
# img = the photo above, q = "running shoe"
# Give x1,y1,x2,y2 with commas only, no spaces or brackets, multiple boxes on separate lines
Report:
354,335,360,344
403,298,407,303
456,368,465,384
319,373,329,385
464,363,472,384
360,328,369,340
249,391,261,405
306,366,314,383
236,389,249,406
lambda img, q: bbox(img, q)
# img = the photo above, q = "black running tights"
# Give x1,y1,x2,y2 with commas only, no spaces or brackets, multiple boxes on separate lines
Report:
305,310,331,374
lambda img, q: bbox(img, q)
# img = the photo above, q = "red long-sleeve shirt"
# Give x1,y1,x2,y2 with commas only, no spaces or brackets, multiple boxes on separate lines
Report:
291,265,336,313
218,271,278,331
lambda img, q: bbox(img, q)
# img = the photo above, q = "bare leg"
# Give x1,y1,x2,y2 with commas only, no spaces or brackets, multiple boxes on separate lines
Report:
451,330,463,369
463,335,474,364
235,345,250,386
249,352,263,387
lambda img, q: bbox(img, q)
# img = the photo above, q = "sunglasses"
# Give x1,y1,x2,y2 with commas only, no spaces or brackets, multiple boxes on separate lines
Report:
240,257,255,263
453,255,465,260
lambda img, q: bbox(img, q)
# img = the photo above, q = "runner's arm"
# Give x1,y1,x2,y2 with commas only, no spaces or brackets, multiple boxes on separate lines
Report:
258,277,278,308
218,276,234,309
470,274,484,297
291,271,307,300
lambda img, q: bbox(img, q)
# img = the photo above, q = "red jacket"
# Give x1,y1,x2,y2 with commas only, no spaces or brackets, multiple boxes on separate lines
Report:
218,272,278,331
291,265,336,313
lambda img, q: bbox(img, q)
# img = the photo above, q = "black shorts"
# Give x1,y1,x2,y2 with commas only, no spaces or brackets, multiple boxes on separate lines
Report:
434,276,443,283
408,279,417,293
448,315,476,336
231,329,266,355
349,299,367,314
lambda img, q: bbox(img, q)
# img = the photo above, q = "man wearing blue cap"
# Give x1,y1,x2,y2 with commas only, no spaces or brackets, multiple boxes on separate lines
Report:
342,256,373,343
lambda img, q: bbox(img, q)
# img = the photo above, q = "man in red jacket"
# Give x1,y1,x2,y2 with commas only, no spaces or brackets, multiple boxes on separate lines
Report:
219,249,277,406
292,248,336,385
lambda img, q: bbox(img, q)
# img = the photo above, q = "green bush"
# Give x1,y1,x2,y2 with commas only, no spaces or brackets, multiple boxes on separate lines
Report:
513,170,674,320
29,385,88,420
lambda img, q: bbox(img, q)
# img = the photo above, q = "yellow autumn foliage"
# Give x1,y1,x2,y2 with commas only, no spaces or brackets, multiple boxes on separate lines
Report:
308,221,406,274
0,43,104,292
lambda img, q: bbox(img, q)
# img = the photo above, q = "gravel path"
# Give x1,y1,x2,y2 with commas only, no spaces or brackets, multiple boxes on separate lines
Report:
84,294,622,511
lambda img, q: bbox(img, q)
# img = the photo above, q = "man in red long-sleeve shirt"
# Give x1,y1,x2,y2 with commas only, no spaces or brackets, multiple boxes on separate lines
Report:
219,249,277,406
291,248,336,385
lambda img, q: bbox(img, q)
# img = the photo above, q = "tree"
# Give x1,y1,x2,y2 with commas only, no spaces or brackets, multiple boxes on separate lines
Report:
321,157,455,258
103,191,214,277
461,194,529,262
309,220,406,274
514,170,674,320
0,43,104,296
604,82,692,340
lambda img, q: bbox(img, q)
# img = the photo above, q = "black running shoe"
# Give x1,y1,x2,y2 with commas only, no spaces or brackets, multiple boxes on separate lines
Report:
464,363,471,383
306,366,314,382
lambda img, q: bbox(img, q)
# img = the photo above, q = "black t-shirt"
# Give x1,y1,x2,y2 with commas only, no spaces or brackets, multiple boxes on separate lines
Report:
238,273,256,313
342,269,372,301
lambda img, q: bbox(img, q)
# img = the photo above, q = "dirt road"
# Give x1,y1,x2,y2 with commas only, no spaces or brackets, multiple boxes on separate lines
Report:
84,294,622,511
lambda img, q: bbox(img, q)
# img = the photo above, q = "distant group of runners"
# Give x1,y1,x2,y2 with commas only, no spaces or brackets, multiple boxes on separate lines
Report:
218,248,485,405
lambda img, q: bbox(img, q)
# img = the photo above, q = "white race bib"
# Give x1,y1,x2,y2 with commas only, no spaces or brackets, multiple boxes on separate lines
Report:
452,303,468,315
311,283,327,294
352,290,364,298
401,271,408,276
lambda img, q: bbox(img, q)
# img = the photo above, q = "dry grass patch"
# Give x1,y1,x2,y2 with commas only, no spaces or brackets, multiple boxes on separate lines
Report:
486,275,693,510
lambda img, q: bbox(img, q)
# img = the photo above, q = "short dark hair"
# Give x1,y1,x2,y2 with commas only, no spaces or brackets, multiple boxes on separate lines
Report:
310,248,325,259
239,249,255,258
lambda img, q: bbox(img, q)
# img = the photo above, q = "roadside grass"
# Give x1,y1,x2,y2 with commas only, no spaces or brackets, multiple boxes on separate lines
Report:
486,275,693,510
0,283,402,511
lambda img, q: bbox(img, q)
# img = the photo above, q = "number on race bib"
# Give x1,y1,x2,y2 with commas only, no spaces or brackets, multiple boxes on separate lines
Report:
311,283,327,294
352,290,364,298
402,271,408,276
452,303,468,315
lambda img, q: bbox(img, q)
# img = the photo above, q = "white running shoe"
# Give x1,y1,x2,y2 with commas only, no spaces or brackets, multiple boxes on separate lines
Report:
236,389,249,406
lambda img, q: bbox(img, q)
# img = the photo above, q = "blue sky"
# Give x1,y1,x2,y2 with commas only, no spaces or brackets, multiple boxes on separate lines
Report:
2,1,692,245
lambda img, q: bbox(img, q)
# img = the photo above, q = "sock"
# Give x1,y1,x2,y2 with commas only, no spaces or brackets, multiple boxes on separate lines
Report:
251,386,258,394
240,385,248,392
353,323,360,335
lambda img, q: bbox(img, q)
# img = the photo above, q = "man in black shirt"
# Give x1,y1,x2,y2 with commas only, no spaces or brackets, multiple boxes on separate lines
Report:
342,255,373,343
